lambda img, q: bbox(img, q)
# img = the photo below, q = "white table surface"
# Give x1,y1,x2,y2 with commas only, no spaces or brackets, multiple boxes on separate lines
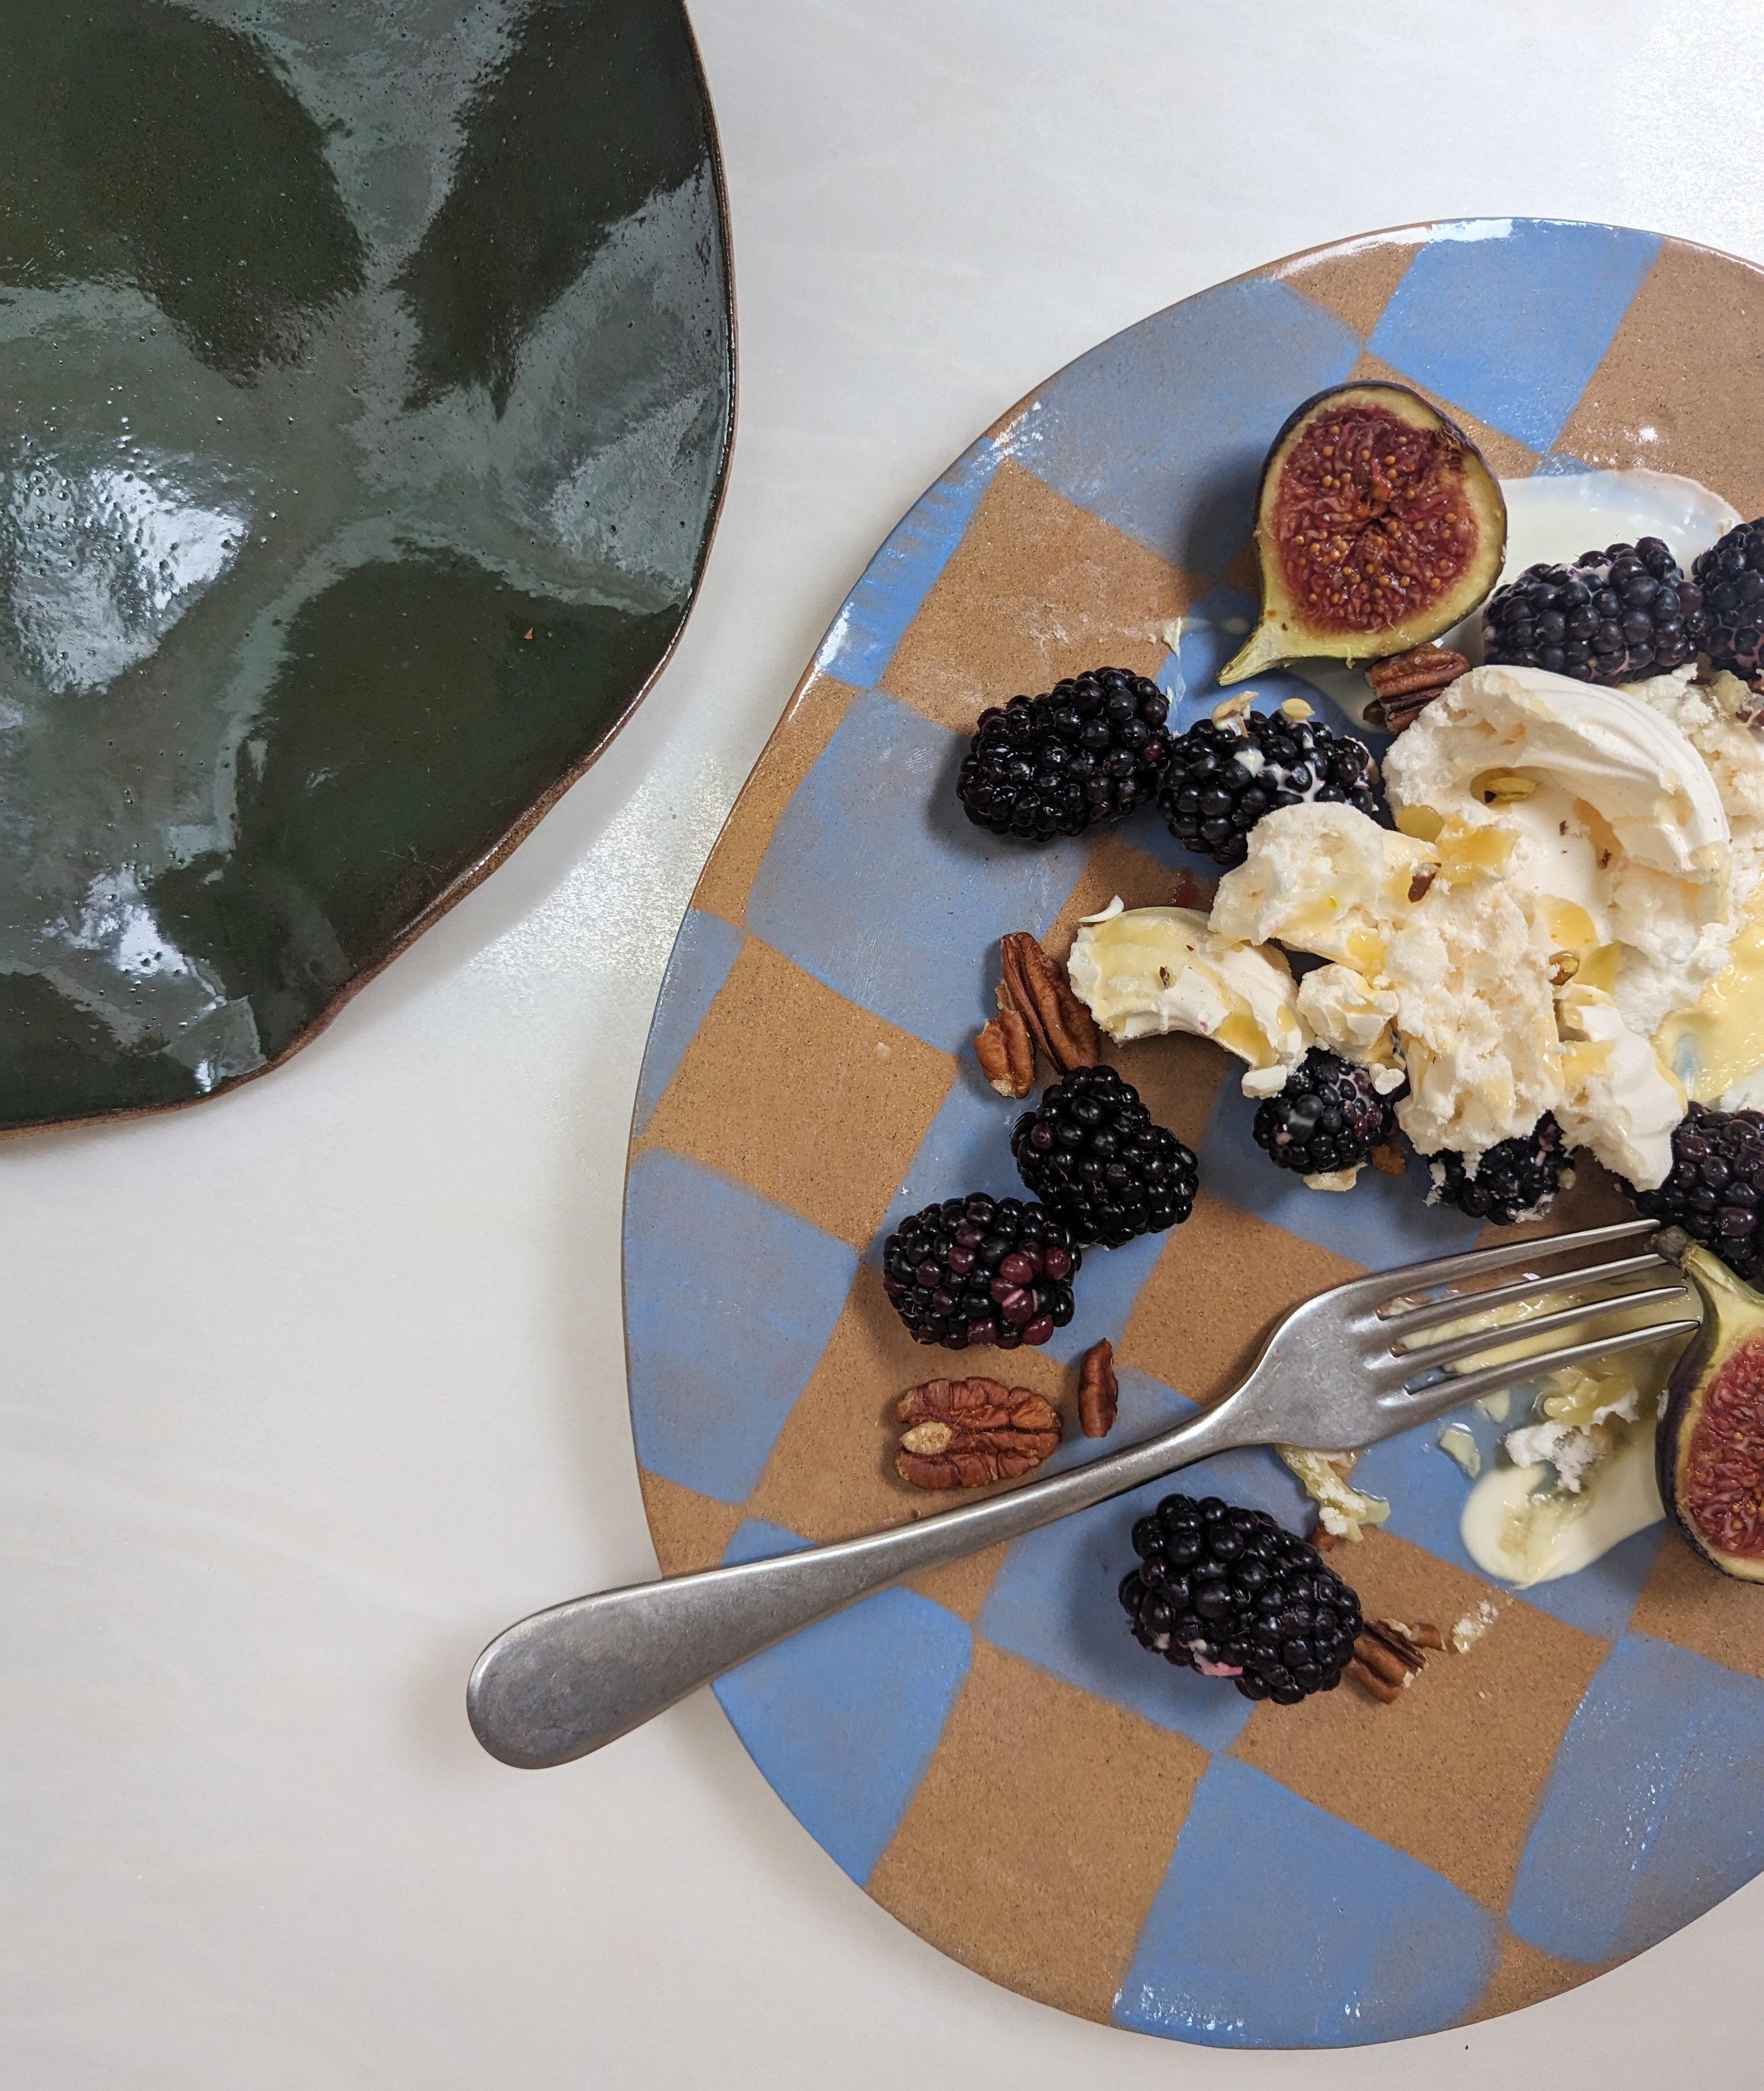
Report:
11,3,1764,2083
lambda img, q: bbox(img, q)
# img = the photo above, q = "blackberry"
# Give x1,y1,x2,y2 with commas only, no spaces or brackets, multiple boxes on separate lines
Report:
1481,538,1708,684
1157,706,1385,869
880,1193,1080,1350
1011,1065,1198,1248
957,667,1171,841
1253,1050,1392,1179
1426,1114,1574,1225
1693,520,1764,681
1118,1493,1363,1704
1626,1102,1764,1283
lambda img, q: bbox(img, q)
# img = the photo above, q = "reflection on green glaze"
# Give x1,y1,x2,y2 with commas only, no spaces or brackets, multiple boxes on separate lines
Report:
0,0,732,1132
152,556,679,1062
0,0,367,377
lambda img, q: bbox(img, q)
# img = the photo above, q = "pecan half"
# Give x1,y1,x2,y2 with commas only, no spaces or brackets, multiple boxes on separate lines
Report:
974,1009,1036,1098
1077,1338,1119,1438
1364,645,1469,733
999,932,1101,1075
1347,1618,1434,1704
894,1377,1062,1489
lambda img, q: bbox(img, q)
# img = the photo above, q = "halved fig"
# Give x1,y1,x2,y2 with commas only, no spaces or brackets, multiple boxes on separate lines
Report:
1659,1244,1764,1581
1219,382,1507,684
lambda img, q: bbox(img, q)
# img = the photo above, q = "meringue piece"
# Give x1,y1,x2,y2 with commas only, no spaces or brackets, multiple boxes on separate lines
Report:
1295,964,1405,1093
1065,899,1307,1095
1552,982,1685,1189
1619,664,1764,902
1384,662,1734,1036
1502,1420,1608,1496
1210,801,1435,974
1275,1447,1390,1540
1386,878,1562,1160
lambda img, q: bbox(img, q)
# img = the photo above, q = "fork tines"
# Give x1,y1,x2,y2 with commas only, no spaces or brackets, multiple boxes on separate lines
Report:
1347,1218,1700,1410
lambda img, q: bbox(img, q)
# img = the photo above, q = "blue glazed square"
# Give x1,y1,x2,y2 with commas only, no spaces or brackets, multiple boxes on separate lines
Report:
713,1520,973,1884
624,1152,858,1504
977,1370,1313,1753
1114,1757,1497,2046
631,908,745,1137
1008,276,1362,574
745,691,1088,1052
1508,1633,1764,1964
868,1071,1021,1265
1368,220,1660,453
814,440,1001,690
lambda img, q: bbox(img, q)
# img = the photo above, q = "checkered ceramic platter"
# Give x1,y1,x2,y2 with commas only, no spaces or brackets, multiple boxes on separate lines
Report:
622,220,1764,2049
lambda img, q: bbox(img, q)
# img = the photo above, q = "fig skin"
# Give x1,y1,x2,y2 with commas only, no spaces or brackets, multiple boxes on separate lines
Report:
1659,1244,1764,1582
1220,382,1508,685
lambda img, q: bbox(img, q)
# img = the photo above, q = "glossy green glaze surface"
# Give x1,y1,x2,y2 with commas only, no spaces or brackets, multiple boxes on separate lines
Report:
0,0,733,1130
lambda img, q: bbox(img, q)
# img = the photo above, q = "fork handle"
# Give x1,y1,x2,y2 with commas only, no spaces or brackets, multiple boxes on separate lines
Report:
467,1400,1252,1767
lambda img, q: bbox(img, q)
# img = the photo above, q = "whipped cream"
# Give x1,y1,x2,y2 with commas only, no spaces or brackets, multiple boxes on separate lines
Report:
1065,899,1306,1094
1624,664,1764,1102
1553,981,1685,1185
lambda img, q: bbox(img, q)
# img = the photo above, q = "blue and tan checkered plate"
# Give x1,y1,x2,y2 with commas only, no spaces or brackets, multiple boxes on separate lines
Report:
623,220,1764,2048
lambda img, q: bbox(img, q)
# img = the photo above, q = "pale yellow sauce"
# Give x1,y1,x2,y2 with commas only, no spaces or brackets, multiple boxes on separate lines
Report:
1657,886,1764,1103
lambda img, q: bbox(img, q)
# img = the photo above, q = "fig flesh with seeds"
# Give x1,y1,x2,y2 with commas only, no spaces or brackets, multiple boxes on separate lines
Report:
1659,1244,1764,1582
1219,382,1507,685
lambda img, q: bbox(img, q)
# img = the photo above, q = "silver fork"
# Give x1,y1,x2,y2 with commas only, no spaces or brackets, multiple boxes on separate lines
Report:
467,1218,1696,1768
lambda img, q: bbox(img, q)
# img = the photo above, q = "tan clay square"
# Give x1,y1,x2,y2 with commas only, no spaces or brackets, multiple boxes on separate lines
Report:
638,1468,748,1577
1117,1190,1363,1407
691,669,863,928
866,1640,1207,2023
881,459,1198,736
639,935,954,1250
1631,1528,1764,1683
1557,241,1764,517
1276,234,1421,344
1232,1529,1607,1913
1465,1929,1607,2023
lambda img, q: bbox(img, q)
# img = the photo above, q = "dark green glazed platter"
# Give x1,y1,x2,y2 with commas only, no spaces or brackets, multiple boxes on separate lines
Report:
0,0,733,1132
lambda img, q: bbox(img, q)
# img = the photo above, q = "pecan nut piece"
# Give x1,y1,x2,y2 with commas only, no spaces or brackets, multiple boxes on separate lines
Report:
974,1008,1035,1099
999,931,1101,1075
1077,1338,1119,1438
894,1377,1062,1489
1347,1618,1432,1704
1363,645,1469,733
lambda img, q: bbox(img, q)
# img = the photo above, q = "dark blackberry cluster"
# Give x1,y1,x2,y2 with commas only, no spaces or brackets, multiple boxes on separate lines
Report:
1253,1050,1393,1178
1119,1494,1363,1704
1481,538,1708,684
1157,707,1386,869
1693,520,1764,681
957,668,1172,841
880,1194,1080,1350
1426,1114,1574,1225
1626,1103,1764,1283
1010,1066,1198,1248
